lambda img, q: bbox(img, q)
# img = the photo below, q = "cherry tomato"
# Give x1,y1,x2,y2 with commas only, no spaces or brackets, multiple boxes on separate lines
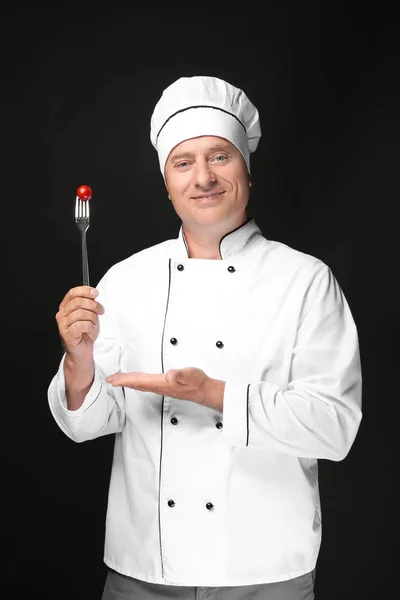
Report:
76,185,92,200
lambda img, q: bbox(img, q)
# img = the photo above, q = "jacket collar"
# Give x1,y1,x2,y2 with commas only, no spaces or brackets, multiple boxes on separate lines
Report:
173,216,262,260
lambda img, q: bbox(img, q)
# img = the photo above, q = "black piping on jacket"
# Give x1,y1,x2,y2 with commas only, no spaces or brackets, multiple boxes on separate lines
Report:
157,258,172,578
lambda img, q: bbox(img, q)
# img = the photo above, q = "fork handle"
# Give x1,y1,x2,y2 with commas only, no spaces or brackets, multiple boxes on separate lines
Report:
81,231,90,286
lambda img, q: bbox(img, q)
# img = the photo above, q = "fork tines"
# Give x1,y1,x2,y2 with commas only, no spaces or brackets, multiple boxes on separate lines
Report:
75,196,90,220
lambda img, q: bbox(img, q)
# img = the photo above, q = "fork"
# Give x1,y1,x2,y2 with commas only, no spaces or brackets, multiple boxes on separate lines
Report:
75,196,90,286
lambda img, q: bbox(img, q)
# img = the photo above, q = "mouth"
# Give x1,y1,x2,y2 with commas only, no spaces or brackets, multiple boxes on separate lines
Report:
192,191,225,201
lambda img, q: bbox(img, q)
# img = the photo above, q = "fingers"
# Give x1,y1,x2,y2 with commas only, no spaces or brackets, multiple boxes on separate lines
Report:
165,369,182,383
59,286,100,310
56,307,99,342
60,307,98,329
58,287,104,319
61,296,104,318
55,286,105,350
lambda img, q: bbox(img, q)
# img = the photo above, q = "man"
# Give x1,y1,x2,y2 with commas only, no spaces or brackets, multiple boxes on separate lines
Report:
48,76,362,600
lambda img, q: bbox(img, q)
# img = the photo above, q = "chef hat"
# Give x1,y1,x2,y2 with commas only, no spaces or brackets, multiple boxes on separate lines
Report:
150,75,261,176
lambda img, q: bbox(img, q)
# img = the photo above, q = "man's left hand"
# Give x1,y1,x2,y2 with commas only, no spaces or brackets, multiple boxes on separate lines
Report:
106,367,225,412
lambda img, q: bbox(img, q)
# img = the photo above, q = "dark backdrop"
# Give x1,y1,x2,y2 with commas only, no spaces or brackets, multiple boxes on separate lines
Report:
1,2,398,599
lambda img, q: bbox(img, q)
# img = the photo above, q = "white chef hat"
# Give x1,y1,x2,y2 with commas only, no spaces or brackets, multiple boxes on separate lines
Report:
150,75,261,177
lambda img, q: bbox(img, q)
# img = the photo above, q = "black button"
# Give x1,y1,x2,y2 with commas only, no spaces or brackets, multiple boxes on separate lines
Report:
206,502,214,511
170,338,178,345
168,499,175,507
216,341,224,348
171,417,178,425
215,421,223,429
227,266,236,272
177,264,184,271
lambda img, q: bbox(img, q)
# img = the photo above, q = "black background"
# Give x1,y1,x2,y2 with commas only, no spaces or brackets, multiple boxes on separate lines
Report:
1,1,398,598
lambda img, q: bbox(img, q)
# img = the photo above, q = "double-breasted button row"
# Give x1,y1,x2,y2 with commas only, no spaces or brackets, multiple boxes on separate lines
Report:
176,264,236,273
169,416,222,429
170,337,224,348
167,499,215,510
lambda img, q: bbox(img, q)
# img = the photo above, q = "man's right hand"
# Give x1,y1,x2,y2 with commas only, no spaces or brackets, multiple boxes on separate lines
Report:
56,286,105,361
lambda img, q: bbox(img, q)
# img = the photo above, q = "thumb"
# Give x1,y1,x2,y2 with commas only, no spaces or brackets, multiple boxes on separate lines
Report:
166,369,182,383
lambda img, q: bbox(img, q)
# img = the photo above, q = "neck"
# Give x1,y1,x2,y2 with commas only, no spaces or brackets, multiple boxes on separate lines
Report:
182,213,248,259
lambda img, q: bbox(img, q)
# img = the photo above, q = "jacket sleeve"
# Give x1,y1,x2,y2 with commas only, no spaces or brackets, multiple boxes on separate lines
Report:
47,270,125,443
222,265,362,461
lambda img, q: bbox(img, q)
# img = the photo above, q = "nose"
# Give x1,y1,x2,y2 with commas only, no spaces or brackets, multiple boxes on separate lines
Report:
193,159,217,189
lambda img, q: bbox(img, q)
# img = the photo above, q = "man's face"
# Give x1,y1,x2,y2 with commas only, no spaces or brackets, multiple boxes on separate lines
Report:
164,136,250,228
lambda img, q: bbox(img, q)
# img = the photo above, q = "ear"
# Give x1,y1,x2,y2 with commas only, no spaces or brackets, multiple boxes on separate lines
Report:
164,173,172,200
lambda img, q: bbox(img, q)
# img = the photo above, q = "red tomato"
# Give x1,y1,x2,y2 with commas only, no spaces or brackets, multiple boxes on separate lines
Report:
76,185,92,200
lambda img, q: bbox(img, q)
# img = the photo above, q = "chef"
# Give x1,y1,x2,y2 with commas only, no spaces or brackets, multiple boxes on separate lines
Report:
48,75,363,600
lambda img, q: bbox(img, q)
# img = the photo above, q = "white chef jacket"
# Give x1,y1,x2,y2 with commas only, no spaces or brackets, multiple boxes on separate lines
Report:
48,217,362,587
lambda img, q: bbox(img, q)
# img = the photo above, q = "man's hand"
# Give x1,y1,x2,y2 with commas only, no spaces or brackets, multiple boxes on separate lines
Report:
55,286,104,410
106,367,225,412
56,286,104,362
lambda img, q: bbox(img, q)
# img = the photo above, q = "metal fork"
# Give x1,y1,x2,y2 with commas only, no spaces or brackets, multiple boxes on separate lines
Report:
75,196,90,286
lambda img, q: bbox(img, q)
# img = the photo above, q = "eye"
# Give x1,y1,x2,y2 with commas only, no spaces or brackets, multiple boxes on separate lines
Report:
212,154,228,163
176,161,190,168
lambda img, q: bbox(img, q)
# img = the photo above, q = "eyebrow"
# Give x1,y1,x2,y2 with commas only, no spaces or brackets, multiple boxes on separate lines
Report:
169,144,232,163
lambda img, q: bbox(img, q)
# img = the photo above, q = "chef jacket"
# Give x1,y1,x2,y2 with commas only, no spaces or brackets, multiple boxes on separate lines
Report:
48,217,362,587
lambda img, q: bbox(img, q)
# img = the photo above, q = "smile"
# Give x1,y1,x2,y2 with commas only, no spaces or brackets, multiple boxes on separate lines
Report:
193,191,225,200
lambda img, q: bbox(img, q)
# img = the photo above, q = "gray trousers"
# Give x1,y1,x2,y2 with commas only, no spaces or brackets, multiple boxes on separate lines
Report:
102,568,316,600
